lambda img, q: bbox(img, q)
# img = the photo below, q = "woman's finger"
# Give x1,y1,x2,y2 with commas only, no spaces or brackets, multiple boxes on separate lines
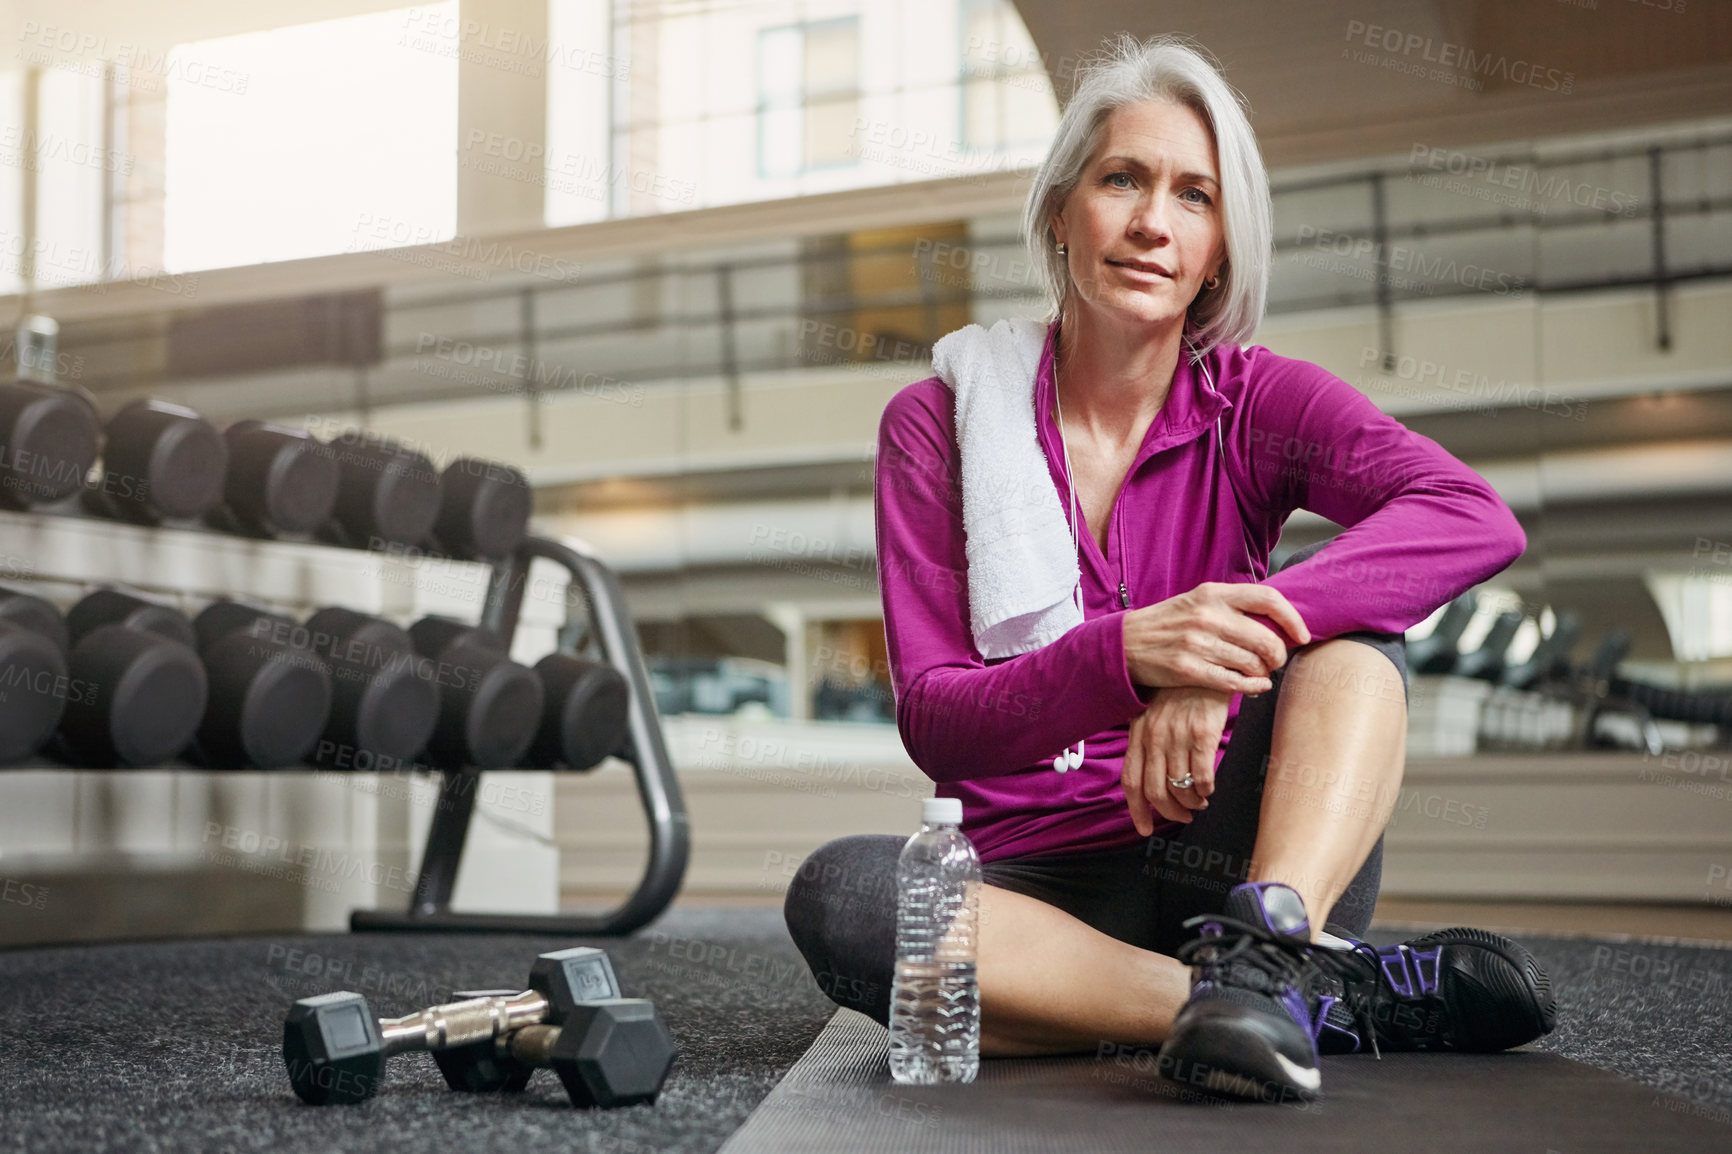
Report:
1216,584,1311,647
1146,741,1191,825
1122,714,1155,837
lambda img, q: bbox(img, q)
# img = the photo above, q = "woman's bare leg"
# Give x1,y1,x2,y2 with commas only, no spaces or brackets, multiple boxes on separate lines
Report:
976,637,1407,1054
1249,637,1408,932
977,884,1190,1056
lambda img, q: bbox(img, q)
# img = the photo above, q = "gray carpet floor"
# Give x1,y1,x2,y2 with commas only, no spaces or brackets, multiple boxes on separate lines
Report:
0,910,1727,1153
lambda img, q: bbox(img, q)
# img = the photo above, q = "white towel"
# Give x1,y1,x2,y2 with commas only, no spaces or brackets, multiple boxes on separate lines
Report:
930,318,1083,660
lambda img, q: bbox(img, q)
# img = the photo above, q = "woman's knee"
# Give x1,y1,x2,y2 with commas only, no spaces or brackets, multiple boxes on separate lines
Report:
782,835,901,1023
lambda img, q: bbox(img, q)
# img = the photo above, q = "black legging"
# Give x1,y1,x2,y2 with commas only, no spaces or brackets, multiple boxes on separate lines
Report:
782,540,1409,1026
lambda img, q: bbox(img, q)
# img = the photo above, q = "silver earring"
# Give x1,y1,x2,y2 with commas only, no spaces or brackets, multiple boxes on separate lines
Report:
1055,242,1067,255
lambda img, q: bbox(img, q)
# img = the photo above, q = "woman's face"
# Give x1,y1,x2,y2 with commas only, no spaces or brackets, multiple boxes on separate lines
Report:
1051,98,1226,335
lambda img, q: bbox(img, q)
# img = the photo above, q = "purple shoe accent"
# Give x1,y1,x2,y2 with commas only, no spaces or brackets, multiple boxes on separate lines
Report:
1278,986,1317,1050
1410,946,1442,995
1307,994,1338,1043
1225,882,1311,941
1376,943,1442,998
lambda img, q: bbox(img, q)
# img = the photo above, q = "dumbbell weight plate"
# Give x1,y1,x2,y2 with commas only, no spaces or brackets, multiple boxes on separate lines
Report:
194,602,332,769
0,588,71,763
66,588,197,648
0,381,100,506
410,618,543,769
304,607,437,766
328,432,442,548
61,624,207,767
283,992,388,1105
435,458,532,561
0,587,69,654
0,622,68,763
547,1000,678,1108
528,653,629,771
97,398,228,522
222,421,340,536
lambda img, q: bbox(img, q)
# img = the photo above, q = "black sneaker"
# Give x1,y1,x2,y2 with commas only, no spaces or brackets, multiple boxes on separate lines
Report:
1315,926,1558,1054
1158,881,1339,1102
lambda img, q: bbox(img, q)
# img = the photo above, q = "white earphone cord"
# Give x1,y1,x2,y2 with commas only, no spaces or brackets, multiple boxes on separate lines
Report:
1047,340,1247,775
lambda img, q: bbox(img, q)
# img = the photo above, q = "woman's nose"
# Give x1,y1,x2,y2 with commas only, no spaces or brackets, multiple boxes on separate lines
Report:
1128,193,1172,243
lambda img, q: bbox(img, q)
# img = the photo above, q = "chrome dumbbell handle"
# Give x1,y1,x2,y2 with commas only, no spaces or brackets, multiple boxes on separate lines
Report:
377,989,553,1057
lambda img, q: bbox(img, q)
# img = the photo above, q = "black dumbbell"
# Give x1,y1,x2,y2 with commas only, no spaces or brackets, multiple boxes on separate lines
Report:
488,1001,677,1108
302,607,438,768
283,946,624,1105
83,398,228,524
408,616,543,769
433,990,538,1093
214,420,341,538
0,379,101,509
192,601,332,769
526,653,630,771
59,589,207,767
433,457,532,560
0,587,71,763
324,430,442,549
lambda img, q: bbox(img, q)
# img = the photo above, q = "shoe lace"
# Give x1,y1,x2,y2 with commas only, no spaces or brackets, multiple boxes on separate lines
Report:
1176,913,1316,997
1181,919,1393,1059
1308,941,1387,1059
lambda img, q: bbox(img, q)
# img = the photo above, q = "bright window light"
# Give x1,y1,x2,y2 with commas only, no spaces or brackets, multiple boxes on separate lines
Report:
163,4,457,272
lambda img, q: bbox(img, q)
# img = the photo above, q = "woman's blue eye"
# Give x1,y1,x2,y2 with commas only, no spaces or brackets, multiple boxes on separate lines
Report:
1181,187,1212,205
1106,172,1134,188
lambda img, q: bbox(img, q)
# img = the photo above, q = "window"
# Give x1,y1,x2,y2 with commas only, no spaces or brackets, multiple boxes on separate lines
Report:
757,18,860,179
163,4,458,272
958,0,1056,153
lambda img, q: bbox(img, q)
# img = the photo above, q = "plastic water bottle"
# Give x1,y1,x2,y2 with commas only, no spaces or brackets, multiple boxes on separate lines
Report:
888,796,981,1084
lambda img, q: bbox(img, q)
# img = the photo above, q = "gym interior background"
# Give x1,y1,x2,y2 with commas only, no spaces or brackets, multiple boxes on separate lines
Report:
2,0,1731,1150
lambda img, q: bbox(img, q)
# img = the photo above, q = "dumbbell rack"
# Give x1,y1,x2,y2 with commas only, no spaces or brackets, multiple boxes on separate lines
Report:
1,505,690,937
354,534,690,935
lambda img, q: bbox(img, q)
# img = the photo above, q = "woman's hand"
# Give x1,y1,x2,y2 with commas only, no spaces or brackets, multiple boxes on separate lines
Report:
1122,582,1309,695
1122,686,1234,835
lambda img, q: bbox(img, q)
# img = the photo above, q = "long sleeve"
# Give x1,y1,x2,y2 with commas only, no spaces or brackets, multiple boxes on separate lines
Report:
875,379,1149,783
1226,349,1527,639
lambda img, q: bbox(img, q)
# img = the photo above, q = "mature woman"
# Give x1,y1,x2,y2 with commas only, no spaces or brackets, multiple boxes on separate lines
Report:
784,35,1555,1101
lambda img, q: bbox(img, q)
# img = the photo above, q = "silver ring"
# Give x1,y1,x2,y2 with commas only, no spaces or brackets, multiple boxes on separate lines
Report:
1168,775,1194,790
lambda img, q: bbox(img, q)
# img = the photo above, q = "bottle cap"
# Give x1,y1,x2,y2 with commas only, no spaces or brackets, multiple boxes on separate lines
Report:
922,797,962,826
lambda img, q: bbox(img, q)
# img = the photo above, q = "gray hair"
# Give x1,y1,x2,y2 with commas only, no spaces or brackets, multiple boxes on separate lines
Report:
1022,34,1271,355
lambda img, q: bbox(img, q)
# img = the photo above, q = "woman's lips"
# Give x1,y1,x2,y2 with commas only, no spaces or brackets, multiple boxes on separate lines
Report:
1106,258,1174,279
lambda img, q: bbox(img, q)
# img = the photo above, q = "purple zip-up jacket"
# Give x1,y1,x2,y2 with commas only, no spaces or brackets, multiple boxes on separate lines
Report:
875,322,1525,862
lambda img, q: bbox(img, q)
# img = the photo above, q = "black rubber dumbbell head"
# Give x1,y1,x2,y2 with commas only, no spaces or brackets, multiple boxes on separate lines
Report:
548,1000,677,1108
327,431,442,548
66,588,196,648
304,607,437,767
59,590,206,767
435,457,532,560
283,991,388,1105
0,587,68,653
432,948,622,1094
194,600,332,769
221,420,340,537
91,398,228,523
0,588,70,763
61,624,207,766
409,617,543,769
0,380,100,507
527,653,630,771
